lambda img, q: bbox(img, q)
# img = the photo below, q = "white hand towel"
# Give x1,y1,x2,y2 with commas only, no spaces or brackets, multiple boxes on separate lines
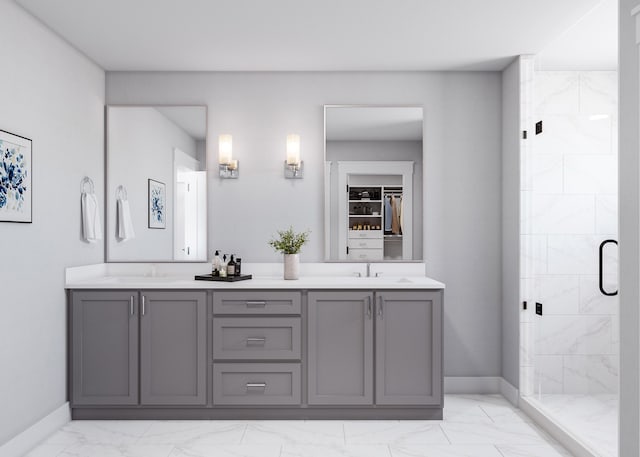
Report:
117,198,135,241
81,192,102,243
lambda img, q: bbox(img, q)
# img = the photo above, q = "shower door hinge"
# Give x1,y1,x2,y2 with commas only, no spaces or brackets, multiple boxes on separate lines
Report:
522,301,527,310
522,130,527,139
535,302,543,316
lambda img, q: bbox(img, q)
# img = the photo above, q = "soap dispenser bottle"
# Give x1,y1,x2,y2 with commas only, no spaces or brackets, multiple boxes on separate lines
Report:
212,250,221,276
220,254,228,278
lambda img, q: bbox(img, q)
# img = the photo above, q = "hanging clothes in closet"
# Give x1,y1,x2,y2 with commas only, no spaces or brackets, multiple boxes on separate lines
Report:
384,195,393,232
388,195,403,235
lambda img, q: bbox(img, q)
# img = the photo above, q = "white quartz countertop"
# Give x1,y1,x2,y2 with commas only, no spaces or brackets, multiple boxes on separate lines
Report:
66,275,445,290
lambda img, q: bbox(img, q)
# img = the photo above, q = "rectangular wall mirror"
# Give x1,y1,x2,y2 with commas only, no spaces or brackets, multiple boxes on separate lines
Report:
106,105,208,262
324,105,423,262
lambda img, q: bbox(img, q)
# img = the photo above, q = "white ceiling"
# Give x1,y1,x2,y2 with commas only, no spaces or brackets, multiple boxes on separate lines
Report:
326,106,423,141
537,0,617,70
154,106,207,140
16,0,610,71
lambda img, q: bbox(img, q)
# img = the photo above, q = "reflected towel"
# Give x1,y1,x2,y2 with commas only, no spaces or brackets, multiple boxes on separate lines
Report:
391,195,400,235
384,196,392,231
117,198,135,241
81,192,102,243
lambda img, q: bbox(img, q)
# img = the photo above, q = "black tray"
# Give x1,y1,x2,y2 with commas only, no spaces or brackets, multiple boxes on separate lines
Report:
194,274,252,282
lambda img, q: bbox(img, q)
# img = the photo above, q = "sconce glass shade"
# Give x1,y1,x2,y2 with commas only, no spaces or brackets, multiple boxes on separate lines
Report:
218,134,233,165
286,134,301,166
218,134,238,178
285,133,303,179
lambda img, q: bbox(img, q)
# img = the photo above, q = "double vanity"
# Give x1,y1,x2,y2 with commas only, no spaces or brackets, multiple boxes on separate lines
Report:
66,266,444,420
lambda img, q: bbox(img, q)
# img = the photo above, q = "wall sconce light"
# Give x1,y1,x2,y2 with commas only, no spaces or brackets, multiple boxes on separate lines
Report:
218,134,238,179
284,134,303,179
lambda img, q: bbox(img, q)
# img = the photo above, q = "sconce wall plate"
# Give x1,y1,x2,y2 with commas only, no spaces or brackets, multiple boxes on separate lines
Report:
284,160,304,179
219,161,239,179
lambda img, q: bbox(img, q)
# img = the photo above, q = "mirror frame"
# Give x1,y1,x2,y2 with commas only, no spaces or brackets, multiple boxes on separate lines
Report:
105,104,209,263
323,104,425,263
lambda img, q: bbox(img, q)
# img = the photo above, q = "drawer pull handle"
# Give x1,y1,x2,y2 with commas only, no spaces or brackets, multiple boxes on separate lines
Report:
246,382,267,391
246,301,267,308
246,337,266,346
130,296,134,316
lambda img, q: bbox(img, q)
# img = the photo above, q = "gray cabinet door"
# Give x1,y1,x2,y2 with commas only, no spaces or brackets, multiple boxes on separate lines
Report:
375,290,443,405
71,290,138,405
308,291,374,405
140,291,207,405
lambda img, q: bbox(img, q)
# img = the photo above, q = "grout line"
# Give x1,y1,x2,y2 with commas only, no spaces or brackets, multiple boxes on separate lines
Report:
494,444,508,457
239,423,248,444
438,423,452,445
478,405,496,423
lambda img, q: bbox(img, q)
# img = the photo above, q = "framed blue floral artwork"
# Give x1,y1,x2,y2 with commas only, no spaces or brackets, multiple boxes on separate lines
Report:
0,130,32,223
148,179,166,229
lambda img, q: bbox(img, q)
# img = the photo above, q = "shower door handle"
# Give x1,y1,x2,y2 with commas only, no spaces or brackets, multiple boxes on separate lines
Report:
599,239,618,296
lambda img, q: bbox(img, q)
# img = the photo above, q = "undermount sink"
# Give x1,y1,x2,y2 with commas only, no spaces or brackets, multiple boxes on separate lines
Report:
354,276,414,284
105,276,183,284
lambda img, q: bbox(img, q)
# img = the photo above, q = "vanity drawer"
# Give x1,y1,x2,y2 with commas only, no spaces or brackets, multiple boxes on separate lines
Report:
213,291,301,315
213,317,301,360
348,238,383,250
213,363,301,405
348,230,383,239
347,248,384,261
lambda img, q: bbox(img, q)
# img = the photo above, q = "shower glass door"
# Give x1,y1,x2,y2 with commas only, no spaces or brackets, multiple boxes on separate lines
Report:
522,71,619,457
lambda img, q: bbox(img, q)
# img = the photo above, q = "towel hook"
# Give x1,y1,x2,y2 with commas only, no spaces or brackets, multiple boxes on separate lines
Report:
115,185,128,201
81,176,95,194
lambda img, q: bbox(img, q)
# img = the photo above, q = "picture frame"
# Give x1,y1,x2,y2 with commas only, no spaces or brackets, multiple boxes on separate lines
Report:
0,129,32,223
148,179,166,229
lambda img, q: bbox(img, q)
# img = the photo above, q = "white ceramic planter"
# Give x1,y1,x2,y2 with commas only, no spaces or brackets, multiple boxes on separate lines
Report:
283,254,300,280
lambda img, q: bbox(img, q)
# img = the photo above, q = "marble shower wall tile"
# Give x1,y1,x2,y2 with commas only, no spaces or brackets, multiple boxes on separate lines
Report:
533,355,564,394
535,315,612,356
533,276,579,314
563,355,619,394
596,195,618,234
529,194,595,235
532,115,612,156
535,72,579,115
547,235,601,275
520,235,548,276
564,154,617,194
528,154,563,193
579,72,617,115
578,275,619,315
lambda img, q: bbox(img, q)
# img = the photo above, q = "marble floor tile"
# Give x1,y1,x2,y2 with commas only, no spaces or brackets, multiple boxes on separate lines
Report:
44,421,154,446
242,420,345,445
281,444,392,457
138,421,247,445
58,444,174,457
390,444,502,457
343,421,449,445
169,444,281,457
478,404,532,424
496,443,573,457
439,422,549,445
24,444,68,457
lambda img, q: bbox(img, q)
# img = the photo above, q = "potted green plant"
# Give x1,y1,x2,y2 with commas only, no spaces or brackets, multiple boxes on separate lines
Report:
268,226,310,280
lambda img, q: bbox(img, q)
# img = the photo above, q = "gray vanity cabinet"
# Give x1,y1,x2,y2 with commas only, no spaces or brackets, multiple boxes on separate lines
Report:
307,291,374,405
71,291,139,405
375,291,442,405
140,291,207,405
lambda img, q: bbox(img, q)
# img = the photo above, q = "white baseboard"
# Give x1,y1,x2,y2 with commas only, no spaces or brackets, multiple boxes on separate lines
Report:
0,402,70,457
444,376,502,394
499,378,520,406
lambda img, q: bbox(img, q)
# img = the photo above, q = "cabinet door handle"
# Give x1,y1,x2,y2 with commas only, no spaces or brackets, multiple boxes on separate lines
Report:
141,295,146,316
130,296,134,316
366,296,372,319
246,301,266,308
378,295,384,319
246,337,266,346
246,382,267,391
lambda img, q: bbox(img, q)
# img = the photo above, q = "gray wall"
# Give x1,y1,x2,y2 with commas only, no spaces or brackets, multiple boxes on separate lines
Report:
326,140,423,260
107,107,197,261
619,0,639,454
107,71,503,378
501,58,521,388
0,0,105,446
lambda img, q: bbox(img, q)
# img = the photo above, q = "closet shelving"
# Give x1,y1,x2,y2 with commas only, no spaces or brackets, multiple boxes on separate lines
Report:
347,184,405,260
